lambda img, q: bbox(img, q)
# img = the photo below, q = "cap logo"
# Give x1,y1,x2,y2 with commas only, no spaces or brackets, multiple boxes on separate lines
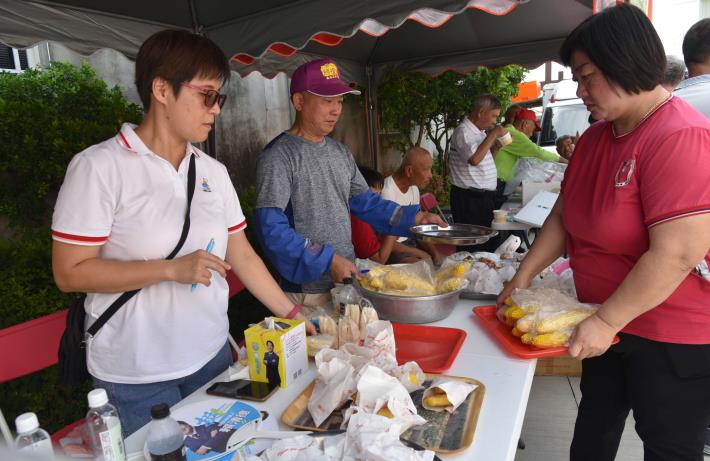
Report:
320,63,340,80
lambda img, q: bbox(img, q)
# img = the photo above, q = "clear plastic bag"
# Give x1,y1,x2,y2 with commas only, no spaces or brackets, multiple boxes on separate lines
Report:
504,157,567,195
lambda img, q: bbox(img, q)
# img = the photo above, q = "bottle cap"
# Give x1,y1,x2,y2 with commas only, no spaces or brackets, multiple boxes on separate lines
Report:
343,277,353,285
87,388,109,408
15,413,39,434
150,403,170,420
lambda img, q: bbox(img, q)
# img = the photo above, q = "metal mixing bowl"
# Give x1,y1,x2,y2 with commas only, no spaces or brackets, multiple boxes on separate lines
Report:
356,282,464,324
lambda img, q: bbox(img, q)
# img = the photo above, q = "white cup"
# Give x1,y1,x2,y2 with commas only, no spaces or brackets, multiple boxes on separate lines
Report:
497,131,513,146
493,209,508,222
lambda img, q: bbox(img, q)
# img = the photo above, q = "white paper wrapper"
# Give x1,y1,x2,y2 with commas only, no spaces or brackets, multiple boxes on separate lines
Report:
495,234,521,257
397,361,426,393
342,412,435,461
421,379,478,414
255,435,332,461
308,356,356,427
359,321,398,374
350,365,425,434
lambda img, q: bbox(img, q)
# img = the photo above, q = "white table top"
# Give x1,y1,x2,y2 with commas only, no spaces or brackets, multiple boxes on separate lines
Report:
125,299,536,461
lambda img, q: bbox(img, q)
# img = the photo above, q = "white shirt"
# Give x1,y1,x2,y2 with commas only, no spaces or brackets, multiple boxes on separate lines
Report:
380,175,420,241
448,117,497,190
52,123,246,384
674,75,710,120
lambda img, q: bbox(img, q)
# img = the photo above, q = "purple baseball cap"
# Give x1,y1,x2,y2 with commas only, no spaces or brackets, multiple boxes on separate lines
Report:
290,58,361,97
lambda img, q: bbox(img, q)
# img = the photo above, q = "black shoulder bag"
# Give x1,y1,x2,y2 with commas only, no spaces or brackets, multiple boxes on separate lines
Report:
58,154,196,387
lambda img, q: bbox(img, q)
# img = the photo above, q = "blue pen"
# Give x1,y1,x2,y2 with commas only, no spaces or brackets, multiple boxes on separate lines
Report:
191,238,215,292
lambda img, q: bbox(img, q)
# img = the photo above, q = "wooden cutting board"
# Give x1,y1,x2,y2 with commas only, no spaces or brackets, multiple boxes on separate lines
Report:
281,373,485,454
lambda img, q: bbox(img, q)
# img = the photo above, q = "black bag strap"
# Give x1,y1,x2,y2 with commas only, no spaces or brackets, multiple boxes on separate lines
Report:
86,153,196,337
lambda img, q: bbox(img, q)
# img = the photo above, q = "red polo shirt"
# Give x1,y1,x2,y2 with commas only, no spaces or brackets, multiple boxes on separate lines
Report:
562,97,710,344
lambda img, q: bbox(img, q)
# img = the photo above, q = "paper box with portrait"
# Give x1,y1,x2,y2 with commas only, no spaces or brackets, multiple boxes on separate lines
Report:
244,317,307,388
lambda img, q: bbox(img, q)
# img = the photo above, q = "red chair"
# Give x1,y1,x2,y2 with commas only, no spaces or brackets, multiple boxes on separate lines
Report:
0,309,85,446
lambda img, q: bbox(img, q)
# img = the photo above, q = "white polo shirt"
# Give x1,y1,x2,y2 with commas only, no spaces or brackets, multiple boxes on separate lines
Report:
52,123,246,384
381,176,420,242
448,117,497,191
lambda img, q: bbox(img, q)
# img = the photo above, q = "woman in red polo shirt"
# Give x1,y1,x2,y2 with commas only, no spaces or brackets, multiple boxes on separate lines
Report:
499,5,710,460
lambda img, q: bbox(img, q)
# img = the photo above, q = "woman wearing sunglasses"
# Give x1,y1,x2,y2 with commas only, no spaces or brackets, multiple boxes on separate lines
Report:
51,29,314,436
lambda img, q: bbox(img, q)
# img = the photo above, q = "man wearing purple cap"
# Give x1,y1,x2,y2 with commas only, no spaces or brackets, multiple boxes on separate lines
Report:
254,58,445,310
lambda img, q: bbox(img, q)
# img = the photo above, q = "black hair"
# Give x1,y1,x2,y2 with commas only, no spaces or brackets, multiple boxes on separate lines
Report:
266,340,274,348
135,29,230,111
682,18,710,66
358,165,384,189
560,3,665,94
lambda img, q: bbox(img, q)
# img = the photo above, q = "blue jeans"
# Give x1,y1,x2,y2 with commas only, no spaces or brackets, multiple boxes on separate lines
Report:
92,341,232,436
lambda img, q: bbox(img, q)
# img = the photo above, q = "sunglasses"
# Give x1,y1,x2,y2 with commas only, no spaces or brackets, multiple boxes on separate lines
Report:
181,82,227,109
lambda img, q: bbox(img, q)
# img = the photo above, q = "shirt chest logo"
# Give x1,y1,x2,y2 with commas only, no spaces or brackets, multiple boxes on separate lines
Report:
614,159,635,187
201,178,212,192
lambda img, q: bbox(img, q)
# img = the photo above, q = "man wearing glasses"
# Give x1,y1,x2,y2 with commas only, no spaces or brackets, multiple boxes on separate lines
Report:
51,29,314,436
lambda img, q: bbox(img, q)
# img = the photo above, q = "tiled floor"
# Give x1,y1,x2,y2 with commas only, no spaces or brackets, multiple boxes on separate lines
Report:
515,376,710,461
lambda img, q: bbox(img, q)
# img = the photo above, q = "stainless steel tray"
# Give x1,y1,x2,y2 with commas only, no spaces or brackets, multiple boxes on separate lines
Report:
410,224,498,246
460,291,498,301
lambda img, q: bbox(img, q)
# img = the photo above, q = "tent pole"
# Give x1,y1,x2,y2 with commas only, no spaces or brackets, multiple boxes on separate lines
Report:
366,64,378,169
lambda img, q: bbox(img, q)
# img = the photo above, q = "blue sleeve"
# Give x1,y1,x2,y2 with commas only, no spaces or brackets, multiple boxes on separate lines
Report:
254,207,334,285
349,189,420,237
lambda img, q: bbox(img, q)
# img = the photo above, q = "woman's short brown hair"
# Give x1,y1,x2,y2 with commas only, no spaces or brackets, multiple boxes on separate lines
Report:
135,29,230,111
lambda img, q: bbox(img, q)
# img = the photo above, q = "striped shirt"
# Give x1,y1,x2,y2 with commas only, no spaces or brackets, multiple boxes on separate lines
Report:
448,117,497,190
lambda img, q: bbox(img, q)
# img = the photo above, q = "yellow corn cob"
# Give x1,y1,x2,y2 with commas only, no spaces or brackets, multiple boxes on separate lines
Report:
511,327,523,337
430,387,446,395
504,297,513,306
520,333,533,344
508,306,527,320
531,331,570,348
437,277,465,293
536,309,594,333
383,270,436,294
408,372,420,385
516,314,536,333
377,406,394,418
435,261,471,284
423,394,451,407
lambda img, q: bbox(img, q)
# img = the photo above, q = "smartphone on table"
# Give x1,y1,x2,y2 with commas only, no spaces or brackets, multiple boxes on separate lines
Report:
206,379,278,402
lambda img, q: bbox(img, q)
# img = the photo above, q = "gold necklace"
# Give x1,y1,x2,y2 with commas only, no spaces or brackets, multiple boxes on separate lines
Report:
613,92,671,138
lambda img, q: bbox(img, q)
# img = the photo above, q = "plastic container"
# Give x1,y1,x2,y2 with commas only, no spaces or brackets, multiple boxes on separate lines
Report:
14,412,54,460
335,277,360,316
392,323,467,373
86,389,127,461
145,403,186,461
493,209,508,222
497,131,513,146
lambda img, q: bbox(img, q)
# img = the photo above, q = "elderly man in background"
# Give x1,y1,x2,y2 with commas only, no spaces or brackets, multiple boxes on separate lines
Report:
675,18,710,118
255,58,445,312
661,55,687,91
381,146,443,264
448,93,507,247
555,135,576,161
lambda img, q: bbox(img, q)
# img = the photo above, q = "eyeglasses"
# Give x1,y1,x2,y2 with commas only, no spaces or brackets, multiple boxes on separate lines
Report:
181,82,227,109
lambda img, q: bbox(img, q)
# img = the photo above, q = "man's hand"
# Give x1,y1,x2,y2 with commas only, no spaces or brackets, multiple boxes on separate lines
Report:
415,211,448,227
489,125,508,138
329,254,358,283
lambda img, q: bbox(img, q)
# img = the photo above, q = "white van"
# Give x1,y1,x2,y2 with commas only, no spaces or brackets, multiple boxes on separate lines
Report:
537,80,591,152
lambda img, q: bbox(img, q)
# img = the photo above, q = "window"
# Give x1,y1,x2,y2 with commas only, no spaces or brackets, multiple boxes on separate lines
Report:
0,44,14,69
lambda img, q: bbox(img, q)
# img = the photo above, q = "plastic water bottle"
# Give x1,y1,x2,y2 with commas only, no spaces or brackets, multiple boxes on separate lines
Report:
86,389,127,461
145,403,186,461
337,277,360,316
14,412,54,460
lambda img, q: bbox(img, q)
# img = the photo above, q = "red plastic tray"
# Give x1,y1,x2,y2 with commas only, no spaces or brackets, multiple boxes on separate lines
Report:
392,323,467,373
473,305,619,359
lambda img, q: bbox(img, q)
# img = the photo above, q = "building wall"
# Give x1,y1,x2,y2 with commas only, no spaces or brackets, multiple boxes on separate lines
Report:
41,43,371,192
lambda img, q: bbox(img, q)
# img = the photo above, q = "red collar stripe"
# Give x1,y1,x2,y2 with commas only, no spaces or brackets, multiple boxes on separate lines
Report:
118,131,132,150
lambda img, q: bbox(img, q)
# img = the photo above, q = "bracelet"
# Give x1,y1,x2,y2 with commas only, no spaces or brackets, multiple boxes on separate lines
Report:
285,304,302,319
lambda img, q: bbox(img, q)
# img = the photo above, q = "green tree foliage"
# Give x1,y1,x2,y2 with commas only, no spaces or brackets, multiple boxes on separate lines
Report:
0,62,143,231
0,62,142,432
377,65,526,176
